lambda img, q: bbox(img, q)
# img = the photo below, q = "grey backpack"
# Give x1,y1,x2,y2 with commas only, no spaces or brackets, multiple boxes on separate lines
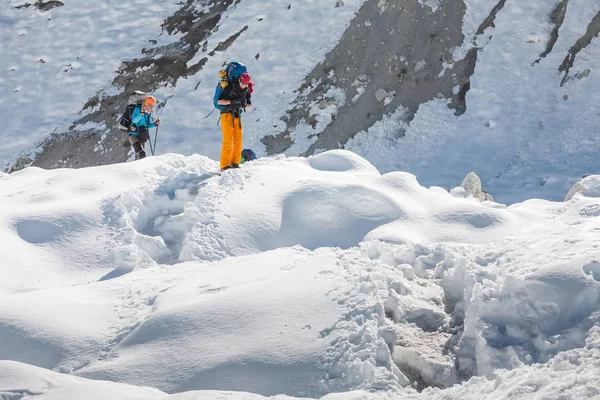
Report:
117,91,147,131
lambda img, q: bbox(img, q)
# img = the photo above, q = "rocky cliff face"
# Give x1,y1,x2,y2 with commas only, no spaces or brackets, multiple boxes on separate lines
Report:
262,0,473,156
262,0,599,157
7,0,600,172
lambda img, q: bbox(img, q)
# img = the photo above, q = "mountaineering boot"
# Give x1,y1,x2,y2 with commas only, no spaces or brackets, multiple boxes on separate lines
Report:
131,141,146,160
231,163,239,168
221,165,232,172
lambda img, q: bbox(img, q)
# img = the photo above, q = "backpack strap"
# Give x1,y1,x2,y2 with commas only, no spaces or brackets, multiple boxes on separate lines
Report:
129,105,142,130
128,104,139,132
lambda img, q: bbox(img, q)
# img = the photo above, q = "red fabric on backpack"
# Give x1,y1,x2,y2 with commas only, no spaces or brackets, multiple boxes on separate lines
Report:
239,72,254,93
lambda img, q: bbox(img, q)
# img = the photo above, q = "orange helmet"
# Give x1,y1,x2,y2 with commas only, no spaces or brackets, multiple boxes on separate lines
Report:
144,96,157,107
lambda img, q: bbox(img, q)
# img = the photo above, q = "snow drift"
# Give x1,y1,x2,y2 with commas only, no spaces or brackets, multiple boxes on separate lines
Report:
0,150,599,399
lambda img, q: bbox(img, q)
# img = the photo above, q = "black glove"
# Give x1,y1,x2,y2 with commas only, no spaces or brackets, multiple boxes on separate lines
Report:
230,99,243,108
137,126,150,142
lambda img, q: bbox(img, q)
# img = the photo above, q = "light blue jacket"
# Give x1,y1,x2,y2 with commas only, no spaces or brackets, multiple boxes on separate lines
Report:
130,107,157,136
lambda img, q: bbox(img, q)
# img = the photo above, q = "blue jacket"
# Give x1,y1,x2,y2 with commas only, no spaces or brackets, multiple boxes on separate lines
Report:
130,107,157,136
213,85,226,112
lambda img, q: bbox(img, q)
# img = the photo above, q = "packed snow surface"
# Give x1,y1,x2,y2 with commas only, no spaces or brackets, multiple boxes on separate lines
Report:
1,150,599,399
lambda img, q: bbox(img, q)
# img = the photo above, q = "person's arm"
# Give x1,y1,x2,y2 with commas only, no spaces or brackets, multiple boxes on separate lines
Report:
148,115,157,128
244,91,252,111
131,106,142,125
213,85,227,111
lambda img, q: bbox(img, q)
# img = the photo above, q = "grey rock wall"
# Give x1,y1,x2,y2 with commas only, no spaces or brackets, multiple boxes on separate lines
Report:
262,0,472,156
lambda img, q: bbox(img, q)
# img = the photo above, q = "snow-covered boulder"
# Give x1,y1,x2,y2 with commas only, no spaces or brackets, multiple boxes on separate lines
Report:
565,175,600,201
451,171,493,202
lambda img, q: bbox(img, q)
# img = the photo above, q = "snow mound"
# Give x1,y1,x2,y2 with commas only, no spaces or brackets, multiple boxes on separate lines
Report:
1,152,599,398
14,215,90,244
0,360,314,399
565,175,600,201
308,150,380,174
468,257,599,376
4,347,600,400
0,360,165,400
273,181,403,250
74,249,347,396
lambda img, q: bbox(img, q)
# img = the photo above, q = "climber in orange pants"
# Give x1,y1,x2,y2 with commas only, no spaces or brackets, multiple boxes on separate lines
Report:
213,71,253,171
219,113,243,170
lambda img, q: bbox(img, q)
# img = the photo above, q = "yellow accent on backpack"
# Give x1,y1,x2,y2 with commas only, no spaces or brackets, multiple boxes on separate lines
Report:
219,69,229,89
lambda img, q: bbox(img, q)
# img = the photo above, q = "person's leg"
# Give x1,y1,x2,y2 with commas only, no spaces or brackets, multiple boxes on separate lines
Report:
129,135,146,160
139,140,146,159
220,113,234,170
231,117,243,167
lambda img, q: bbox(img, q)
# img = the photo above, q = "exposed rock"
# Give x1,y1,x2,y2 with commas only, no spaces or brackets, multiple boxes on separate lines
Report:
414,60,427,72
559,10,600,86
375,88,388,102
15,1,64,10
262,0,517,156
577,68,591,79
565,175,600,201
534,0,568,64
457,171,494,202
565,180,587,201
475,0,507,35
262,0,473,155
36,0,63,11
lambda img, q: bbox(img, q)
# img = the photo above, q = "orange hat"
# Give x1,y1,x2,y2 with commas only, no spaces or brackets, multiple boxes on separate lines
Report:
144,96,157,107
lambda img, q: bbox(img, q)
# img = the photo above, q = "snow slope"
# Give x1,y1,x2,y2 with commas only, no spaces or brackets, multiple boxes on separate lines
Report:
1,150,599,398
346,0,600,204
0,0,365,168
1,0,184,161
2,0,599,204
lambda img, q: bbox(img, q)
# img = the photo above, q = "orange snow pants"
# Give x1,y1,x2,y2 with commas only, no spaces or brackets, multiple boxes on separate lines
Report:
219,113,243,169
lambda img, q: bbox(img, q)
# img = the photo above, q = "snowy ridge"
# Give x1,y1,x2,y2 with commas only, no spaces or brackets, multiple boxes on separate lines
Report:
1,150,599,398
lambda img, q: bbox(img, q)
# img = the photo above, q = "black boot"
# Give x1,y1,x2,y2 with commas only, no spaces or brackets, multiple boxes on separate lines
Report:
221,165,231,172
231,163,239,168
132,141,146,160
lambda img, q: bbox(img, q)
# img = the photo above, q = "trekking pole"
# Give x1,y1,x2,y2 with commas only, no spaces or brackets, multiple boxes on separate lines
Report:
203,108,216,119
152,126,159,156
147,137,154,157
